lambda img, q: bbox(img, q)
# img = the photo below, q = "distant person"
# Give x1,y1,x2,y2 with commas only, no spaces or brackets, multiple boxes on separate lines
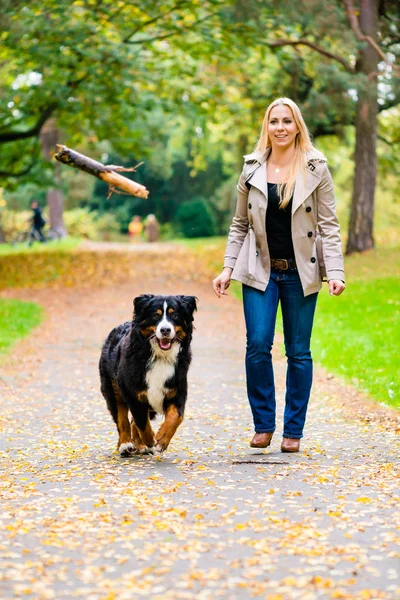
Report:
128,215,143,242
144,214,160,243
30,200,46,244
213,97,345,453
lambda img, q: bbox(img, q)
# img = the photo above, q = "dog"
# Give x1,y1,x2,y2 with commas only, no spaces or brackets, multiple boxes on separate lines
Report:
99,294,197,455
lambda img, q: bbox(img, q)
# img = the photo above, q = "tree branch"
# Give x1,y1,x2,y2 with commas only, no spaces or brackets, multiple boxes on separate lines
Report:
377,134,400,146
263,38,355,73
123,0,189,43
124,11,216,45
101,2,129,25
343,0,399,72
0,104,58,143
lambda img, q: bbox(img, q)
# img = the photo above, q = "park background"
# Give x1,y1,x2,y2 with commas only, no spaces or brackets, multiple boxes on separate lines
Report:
0,0,399,409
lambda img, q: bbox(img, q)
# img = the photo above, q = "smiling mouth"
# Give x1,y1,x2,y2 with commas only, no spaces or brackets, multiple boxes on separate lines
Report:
156,337,175,351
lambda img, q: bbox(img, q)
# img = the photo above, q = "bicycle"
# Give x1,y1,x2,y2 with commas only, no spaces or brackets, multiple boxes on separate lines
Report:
11,224,62,246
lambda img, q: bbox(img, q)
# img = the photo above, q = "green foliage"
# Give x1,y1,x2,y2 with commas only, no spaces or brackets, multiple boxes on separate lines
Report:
0,298,43,354
0,209,31,240
1,0,399,248
62,208,99,239
312,277,400,408
175,197,216,238
94,213,121,241
0,0,237,185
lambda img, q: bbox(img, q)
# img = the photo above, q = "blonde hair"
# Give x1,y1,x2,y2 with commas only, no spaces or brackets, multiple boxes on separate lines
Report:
255,98,314,209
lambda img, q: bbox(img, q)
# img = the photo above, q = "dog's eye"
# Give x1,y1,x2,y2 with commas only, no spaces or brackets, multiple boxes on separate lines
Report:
170,314,179,322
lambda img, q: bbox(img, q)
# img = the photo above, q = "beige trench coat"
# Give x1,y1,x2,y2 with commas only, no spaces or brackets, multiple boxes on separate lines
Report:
224,148,345,296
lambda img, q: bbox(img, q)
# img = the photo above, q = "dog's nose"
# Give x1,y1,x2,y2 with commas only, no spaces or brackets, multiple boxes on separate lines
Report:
160,326,172,336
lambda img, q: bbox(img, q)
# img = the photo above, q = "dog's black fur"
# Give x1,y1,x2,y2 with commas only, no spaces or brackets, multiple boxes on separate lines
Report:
99,294,197,455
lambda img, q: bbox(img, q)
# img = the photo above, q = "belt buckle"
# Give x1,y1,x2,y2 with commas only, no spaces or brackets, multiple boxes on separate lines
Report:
275,259,289,270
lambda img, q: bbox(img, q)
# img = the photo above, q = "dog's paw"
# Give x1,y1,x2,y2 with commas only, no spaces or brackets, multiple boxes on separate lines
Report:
154,439,170,453
155,431,170,453
119,442,136,457
138,445,155,455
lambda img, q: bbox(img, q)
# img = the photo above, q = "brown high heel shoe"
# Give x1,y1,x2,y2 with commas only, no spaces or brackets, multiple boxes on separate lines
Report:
281,437,300,453
250,432,273,448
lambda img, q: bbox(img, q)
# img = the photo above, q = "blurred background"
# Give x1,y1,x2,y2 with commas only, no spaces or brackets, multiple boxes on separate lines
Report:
0,0,398,247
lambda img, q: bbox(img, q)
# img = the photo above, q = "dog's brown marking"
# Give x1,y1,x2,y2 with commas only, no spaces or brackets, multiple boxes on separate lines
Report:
111,380,120,399
164,387,177,399
137,390,147,402
167,307,175,314
130,420,146,453
175,325,186,339
140,325,156,337
155,405,183,451
140,414,155,448
111,382,132,450
131,415,155,451
156,309,162,315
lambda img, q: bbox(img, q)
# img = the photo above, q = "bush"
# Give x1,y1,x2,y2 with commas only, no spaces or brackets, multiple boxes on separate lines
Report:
91,212,120,240
0,209,32,241
175,197,216,238
63,208,98,239
159,221,180,241
0,208,121,242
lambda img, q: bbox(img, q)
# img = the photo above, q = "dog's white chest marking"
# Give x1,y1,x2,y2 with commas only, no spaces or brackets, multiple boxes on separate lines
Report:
146,343,180,413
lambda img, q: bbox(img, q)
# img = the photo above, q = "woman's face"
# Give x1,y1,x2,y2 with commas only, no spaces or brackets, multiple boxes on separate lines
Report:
267,104,299,150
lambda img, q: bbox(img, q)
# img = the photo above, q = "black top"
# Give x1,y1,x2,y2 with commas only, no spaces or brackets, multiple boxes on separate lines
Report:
266,183,294,259
33,207,45,229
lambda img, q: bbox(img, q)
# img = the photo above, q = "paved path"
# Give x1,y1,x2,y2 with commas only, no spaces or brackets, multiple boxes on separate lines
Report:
0,270,399,600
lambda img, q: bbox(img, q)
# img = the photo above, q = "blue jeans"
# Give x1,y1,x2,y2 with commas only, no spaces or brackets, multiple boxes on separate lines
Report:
242,269,318,438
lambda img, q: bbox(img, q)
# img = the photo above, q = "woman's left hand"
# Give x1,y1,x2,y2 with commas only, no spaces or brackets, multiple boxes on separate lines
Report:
328,280,345,296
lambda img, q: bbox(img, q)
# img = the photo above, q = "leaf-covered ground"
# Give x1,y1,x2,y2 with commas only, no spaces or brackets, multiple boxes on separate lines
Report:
0,256,399,600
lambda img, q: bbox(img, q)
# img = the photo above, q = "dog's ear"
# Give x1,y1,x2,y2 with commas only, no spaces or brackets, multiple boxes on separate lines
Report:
133,294,154,317
178,295,197,318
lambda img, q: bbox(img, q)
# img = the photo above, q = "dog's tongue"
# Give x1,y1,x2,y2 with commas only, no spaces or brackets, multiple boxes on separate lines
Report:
160,339,172,350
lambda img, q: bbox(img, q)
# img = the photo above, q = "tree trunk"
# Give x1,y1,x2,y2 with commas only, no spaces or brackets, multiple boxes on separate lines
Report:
346,0,379,254
40,118,67,236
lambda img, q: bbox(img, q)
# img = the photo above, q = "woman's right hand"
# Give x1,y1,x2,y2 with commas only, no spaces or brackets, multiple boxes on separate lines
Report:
212,267,233,298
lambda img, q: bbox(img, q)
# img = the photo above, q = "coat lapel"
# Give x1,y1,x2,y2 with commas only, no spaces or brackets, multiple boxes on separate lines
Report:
292,167,322,214
247,162,267,201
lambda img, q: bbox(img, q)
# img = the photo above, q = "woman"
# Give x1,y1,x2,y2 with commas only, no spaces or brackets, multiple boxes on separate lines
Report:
212,98,345,453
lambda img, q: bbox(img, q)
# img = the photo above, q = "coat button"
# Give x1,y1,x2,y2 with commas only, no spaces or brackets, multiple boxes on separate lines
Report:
306,206,311,212
311,257,316,263
308,231,313,237
248,203,252,209
256,251,259,257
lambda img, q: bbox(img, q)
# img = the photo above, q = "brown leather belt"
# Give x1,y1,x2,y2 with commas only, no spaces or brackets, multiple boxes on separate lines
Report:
270,258,297,270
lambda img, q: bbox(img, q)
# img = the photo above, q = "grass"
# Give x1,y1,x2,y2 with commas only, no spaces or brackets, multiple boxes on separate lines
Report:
0,298,43,354
174,236,227,249
312,277,399,408
187,236,400,409
0,236,81,255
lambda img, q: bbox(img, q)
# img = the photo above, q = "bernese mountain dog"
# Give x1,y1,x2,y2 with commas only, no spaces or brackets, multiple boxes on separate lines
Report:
99,294,197,456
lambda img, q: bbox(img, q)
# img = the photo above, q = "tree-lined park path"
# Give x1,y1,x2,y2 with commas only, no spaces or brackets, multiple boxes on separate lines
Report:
1,260,399,600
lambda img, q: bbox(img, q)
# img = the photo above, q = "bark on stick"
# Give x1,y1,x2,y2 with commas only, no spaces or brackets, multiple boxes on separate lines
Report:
54,145,149,199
